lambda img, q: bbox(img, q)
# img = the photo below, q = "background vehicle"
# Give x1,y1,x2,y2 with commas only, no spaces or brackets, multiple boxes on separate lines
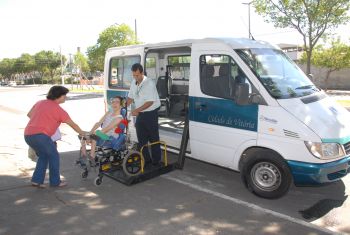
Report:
8,81,17,86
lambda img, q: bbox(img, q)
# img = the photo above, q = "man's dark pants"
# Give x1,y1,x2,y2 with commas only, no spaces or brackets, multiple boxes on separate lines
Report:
135,108,161,164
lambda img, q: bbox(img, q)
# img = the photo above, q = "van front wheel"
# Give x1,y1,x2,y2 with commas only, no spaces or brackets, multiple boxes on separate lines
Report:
241,150,292,199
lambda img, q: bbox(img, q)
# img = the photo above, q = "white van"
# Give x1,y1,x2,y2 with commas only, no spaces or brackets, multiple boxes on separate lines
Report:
103,38,350,198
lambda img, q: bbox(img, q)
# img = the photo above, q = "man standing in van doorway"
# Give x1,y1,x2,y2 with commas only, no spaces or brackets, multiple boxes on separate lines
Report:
126,63,161,166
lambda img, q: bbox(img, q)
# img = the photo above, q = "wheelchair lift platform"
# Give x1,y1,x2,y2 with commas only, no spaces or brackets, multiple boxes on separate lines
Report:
100,117,189,186
102,162,176,186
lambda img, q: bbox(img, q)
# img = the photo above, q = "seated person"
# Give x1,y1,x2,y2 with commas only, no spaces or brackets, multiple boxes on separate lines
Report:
80,96,127,165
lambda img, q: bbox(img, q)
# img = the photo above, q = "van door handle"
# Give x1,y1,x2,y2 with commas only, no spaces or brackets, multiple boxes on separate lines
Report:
195,103,207,111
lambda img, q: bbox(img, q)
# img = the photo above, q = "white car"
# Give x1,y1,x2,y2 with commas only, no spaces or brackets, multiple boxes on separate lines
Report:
8,81,17,86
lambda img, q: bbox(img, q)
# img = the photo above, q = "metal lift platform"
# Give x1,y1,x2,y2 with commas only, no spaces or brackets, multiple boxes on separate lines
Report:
100,118,189,186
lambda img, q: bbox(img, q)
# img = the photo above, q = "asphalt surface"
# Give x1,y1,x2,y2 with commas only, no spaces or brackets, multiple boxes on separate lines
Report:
0,85,349,235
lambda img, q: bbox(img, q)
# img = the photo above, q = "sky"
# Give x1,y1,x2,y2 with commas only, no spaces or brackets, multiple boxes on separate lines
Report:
0,0,349,60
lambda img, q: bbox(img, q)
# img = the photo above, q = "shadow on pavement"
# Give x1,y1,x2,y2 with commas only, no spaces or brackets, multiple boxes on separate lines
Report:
299,196,348,220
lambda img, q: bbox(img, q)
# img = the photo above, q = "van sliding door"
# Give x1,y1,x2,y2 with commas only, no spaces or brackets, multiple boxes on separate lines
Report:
189,50,258,168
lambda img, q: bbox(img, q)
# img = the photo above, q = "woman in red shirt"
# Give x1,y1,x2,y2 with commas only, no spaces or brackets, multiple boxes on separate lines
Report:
25,86,85,188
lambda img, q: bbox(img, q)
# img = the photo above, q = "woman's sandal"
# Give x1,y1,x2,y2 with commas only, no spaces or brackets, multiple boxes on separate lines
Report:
52,181,67,187
31,182,46,188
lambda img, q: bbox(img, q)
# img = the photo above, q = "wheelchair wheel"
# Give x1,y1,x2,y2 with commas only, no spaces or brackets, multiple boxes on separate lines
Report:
122,151,144,177
94,177,103,186
81,170,88,179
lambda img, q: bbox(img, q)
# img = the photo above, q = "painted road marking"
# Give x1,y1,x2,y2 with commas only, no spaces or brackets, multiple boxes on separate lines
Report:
162,175,337,235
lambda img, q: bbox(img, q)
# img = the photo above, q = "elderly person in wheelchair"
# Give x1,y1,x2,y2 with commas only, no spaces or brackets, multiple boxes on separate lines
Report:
79,96,127,167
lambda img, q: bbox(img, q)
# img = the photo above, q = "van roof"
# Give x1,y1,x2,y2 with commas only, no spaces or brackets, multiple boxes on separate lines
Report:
106,37,279,52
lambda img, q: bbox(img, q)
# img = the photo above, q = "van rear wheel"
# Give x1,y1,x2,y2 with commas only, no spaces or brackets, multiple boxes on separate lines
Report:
241,149,292,199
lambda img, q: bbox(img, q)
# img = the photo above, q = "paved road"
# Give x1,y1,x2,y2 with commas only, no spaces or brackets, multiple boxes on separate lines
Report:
0,86,349,235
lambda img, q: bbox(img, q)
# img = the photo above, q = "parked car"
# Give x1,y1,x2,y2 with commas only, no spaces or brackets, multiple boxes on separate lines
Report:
8,81,17,86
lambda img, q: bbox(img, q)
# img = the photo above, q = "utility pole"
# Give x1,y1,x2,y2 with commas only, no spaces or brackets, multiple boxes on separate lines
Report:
242,2,252,39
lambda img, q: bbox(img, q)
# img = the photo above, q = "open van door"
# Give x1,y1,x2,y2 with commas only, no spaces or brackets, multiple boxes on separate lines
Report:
188,47,259,169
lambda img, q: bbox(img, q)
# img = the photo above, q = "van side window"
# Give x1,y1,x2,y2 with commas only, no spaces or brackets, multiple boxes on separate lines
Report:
199,54,253,102
109,56,140,89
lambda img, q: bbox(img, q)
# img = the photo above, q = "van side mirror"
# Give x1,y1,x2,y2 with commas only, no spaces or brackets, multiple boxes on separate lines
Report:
235,83,249,105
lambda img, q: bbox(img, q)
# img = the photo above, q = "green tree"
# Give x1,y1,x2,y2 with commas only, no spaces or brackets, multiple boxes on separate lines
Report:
14,54,35,83
0,58,15,80
14,53,34,73
301,38,350,89
46,51,61,83
87,23,138,71
74,52,90,75
253,0,350,75
34,50,61,83
34,51,48,83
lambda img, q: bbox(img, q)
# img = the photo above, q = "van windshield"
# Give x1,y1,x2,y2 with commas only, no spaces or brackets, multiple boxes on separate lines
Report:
235,48,319,99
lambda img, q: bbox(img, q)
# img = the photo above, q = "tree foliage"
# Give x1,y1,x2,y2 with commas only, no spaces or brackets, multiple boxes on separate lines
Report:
74,52,90,76
87,24,139,71
253,0,350,75
0,58,15,79
301,38,350,89
14,53,35,74
34,50,62,83
34,51,49,80
0,50,65,84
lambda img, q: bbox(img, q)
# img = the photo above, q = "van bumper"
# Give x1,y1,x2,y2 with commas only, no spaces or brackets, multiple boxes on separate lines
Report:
287,156,350,185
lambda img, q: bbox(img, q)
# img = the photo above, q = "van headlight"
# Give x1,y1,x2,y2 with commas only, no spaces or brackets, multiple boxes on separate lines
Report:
305,141,345,160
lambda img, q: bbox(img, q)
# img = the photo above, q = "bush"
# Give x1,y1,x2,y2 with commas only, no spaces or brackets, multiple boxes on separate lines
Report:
64,76,74,84
24,77,42,85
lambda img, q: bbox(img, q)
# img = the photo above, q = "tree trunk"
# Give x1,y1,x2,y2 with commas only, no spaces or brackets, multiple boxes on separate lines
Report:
306,51,311,76
324,70,332,91
50,71,54,84
302,35,311,76
39,72,44,84
306,39,313,76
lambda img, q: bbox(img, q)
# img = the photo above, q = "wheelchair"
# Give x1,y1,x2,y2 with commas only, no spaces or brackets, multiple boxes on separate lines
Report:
77,133,145,186
76,99,170,186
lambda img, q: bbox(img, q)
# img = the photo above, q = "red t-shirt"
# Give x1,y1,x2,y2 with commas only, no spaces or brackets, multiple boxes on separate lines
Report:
24,100,70,136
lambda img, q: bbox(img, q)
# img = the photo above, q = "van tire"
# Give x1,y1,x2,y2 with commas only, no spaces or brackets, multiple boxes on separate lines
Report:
240,149,292,199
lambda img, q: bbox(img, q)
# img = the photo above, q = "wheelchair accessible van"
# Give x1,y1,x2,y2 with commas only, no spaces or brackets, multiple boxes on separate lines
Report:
75,113,188,186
